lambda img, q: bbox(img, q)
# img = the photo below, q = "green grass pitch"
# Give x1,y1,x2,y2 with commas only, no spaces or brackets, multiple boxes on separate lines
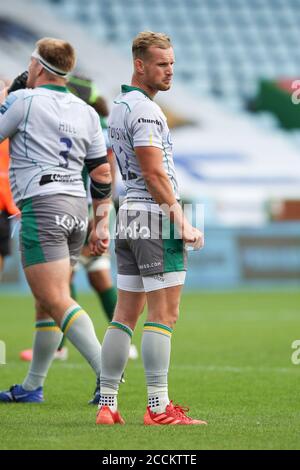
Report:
0,290,299,450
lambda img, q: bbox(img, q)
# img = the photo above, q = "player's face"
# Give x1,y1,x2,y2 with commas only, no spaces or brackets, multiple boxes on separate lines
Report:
143,47,175,92
27,58,42,88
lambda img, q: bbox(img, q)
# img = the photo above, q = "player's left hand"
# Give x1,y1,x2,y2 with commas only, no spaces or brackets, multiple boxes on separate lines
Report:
7,71,28,94
88,228,110,256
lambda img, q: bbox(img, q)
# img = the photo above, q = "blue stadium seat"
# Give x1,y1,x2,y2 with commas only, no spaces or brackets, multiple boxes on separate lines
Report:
36,0,300,111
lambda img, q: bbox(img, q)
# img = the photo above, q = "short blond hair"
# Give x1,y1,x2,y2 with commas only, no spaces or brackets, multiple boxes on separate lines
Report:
36,37,76,74
132,31,172,60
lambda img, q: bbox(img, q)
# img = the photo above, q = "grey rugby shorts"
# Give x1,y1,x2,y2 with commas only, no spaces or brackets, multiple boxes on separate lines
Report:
19,194,88,268
115,208,187,277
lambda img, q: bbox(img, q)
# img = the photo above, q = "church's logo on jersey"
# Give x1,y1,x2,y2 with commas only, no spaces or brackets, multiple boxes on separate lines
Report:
40,174,82,185
138,117,162,127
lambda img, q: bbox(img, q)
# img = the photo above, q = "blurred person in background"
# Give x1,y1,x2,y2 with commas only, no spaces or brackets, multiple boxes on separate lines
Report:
68,74,138,363
0,37,111,404
0,138,20,280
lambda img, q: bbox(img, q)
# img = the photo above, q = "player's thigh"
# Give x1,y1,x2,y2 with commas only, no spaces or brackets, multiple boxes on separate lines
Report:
24,258,72,313
115,236,146,328
145,283,184,328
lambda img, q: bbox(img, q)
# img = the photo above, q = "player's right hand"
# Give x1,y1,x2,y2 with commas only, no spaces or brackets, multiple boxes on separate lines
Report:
88,228,110,256
183,224,204,251
7,71,28,94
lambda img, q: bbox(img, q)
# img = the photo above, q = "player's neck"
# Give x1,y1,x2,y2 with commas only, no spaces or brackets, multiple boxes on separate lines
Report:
34,77,67,89
131,77,157,99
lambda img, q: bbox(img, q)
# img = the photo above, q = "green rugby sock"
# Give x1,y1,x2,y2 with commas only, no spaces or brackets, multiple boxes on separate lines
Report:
97,287,117,322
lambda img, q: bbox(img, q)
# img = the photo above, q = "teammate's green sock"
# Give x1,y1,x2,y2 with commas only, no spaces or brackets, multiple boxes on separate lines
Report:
97,286,117,322
23,319,63,390
61,304,101,377
141,322,172,413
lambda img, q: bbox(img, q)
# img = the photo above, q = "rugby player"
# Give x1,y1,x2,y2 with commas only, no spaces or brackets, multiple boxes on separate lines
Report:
0,38,111,403
96,32,207,425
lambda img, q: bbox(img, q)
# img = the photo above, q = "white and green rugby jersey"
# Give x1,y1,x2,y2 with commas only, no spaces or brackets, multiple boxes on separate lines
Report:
108,85,179,202
0,84,107,206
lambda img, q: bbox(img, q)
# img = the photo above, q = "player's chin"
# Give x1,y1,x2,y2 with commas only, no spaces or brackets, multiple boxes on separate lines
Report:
159,82,172,91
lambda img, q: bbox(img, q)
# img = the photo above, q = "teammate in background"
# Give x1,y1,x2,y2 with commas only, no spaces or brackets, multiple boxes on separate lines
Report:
96,32,207,426
0,139,20,279
68,75,139,362
19,75,138,367
0,37,111,403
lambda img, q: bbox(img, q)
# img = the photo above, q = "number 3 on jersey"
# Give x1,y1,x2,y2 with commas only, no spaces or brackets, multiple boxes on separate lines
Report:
59,137,72,168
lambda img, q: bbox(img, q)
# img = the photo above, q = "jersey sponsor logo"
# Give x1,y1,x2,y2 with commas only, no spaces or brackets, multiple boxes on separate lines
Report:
55,214,88,232
39,174,82,185
139,261,162,270
0,94,17,115
137,117,162,126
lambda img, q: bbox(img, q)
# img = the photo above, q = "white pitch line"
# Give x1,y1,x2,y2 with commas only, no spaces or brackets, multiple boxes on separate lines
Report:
43,362,300,374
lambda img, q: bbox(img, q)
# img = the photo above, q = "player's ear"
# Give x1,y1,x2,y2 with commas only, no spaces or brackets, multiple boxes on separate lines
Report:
37,63,44,77
134,58,145,75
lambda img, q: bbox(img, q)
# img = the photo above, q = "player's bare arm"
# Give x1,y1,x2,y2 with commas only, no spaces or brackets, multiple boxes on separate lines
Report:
89,162,112,255
135,146,204,249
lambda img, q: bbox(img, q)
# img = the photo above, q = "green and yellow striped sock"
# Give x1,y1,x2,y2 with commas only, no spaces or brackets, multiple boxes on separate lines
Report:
100,322,133,404
23,319,62,391
60,305,101,377
142,322,173,413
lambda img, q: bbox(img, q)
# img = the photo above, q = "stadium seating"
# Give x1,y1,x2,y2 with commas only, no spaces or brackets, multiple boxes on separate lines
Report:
38,0,300,110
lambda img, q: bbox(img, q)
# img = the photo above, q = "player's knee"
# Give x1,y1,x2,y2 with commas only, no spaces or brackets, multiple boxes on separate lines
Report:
147,304,179,328
35,300,51,319
165,307,179,328
35,294,68,316
112,313,138,331
170,307,180,325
